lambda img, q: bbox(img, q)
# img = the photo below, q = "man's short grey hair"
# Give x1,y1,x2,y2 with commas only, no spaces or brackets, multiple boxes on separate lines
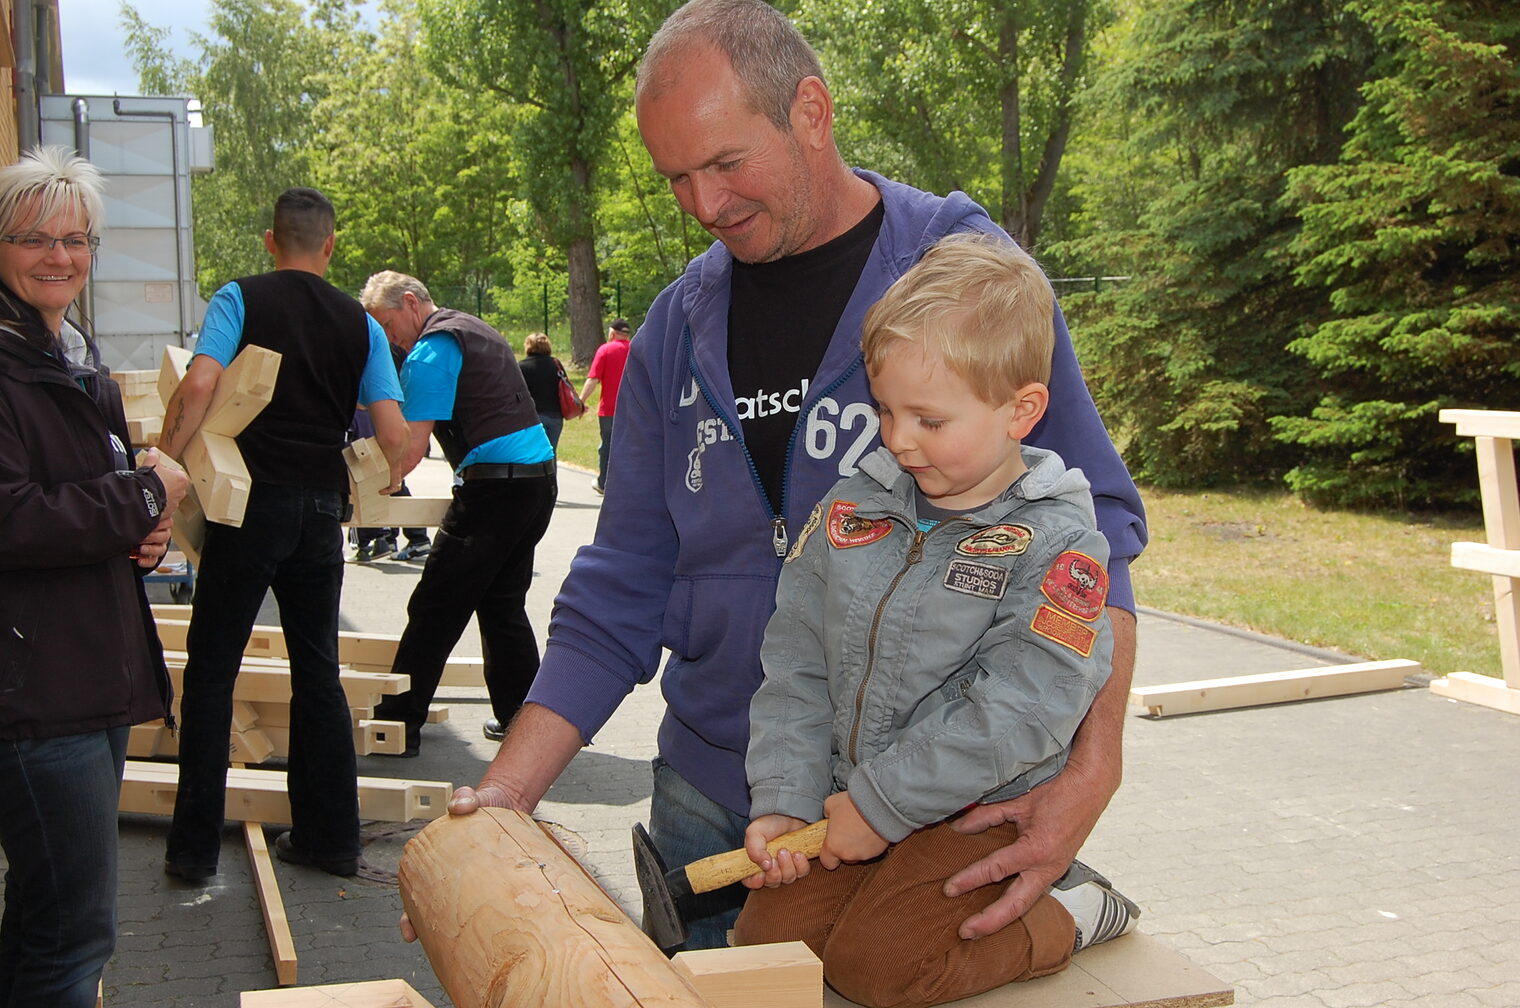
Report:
0,145,105,238
637,0,825,131
359,270,433,312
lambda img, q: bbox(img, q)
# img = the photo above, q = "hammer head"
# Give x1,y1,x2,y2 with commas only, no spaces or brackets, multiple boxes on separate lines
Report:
632,822,686,954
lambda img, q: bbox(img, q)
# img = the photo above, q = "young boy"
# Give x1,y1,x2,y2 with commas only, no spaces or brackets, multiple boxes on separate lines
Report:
734,234,1138,1008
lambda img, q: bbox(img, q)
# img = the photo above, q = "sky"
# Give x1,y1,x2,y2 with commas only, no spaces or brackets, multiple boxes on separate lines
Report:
59,0,211,96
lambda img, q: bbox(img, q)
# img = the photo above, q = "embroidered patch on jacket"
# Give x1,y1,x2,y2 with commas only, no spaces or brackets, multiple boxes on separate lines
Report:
786,503,823,563
826,500,892,549
1039,550,1109,621
943,560,1009,600
1031,605,1098,656
956,524,1034,557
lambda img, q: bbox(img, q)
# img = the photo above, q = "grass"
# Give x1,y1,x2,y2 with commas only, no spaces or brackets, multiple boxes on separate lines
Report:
1136,486,1500,679
538,348,1501,680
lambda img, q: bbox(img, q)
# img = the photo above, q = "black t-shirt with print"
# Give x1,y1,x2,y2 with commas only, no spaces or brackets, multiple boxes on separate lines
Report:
727,201,885,514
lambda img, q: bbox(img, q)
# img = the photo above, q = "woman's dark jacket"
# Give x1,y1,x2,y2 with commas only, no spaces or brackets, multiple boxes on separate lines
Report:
518,353,564,418
0,319,173,739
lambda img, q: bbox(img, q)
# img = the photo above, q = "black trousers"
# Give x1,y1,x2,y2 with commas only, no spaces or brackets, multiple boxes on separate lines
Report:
376,473,556,729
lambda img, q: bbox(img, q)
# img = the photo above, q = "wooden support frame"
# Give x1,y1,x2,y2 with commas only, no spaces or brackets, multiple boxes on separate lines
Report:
1432,409,1520,714
157,344,282,554
343,436,451,529
1130,660,1422,717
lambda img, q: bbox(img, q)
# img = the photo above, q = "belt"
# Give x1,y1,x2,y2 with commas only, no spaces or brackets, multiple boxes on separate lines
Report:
460,461,556,481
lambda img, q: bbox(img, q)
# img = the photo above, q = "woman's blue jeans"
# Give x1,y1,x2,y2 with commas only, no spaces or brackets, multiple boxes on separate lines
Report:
0,725,129,1008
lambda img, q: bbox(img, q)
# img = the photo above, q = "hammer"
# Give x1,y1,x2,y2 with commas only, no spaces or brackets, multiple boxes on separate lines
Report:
631,819,827,952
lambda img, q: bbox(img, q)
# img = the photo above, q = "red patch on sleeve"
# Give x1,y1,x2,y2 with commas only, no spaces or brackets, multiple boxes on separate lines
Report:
826,500,893,549
1039,551,1108,621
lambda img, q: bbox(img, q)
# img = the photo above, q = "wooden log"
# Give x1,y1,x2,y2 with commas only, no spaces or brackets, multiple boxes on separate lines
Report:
399,807,710,1008
241,979,436,1007
1129,660,1421,717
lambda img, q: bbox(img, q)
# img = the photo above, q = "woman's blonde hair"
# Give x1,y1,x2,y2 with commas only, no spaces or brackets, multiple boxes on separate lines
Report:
524,332,552,356
0,145,105,238
862,233,1054,406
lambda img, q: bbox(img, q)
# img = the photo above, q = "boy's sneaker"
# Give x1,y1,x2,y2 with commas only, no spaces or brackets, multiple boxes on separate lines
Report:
1049,859,1140,952
367,536,397,561
395,541,431,561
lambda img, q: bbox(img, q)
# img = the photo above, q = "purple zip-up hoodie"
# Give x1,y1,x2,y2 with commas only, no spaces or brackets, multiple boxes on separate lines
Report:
528,170,1147,816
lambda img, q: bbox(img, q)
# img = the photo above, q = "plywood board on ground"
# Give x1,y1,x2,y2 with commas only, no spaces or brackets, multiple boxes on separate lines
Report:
823,932,1231,1008
241,979,435,1007
1129,660,1421,717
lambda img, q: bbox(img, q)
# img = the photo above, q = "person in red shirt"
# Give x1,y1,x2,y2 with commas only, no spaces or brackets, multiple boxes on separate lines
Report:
580,318,633,494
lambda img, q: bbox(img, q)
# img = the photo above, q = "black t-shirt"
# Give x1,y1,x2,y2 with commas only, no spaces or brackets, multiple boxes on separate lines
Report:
728,201,885,514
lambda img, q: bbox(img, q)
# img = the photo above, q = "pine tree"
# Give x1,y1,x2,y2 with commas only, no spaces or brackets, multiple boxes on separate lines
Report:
1277,0,1520,508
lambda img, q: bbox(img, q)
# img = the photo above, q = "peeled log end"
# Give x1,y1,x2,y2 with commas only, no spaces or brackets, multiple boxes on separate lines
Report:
399,807,710,1008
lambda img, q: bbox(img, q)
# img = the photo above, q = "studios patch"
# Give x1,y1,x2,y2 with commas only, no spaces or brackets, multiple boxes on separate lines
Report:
1031,605,1099,656
786,503,823,563
943,560,1009,601
826,500,892,549
1039,550,1108,621
957,524,1033,557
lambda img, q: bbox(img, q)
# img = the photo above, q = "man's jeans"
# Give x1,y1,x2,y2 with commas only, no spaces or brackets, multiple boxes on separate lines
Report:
646,757,751,950
377,473,556,732
597,414,614,489
167,484,359,868
0,726,129,1008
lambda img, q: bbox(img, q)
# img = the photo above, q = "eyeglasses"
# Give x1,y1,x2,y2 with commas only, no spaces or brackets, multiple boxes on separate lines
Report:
1,233,101,254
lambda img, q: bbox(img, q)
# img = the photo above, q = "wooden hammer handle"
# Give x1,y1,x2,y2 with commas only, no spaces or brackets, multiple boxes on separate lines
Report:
683,819,830,895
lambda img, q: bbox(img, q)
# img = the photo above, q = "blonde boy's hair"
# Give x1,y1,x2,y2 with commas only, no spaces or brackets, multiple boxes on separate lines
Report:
861,233,1055,405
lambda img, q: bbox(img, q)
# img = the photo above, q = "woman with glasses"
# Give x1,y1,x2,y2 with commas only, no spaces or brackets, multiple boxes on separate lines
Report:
0,145,188,1007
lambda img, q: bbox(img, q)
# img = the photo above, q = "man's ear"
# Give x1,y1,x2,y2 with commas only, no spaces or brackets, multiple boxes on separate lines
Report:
263,229,278,256
790,75,834,150
322,232,336,259
1008,382,1050,440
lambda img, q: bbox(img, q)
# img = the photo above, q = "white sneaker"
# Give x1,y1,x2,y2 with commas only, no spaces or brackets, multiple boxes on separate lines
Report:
1049,860,1140,952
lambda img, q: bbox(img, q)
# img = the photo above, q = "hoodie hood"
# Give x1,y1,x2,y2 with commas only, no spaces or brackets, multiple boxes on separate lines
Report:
857,443,1096,527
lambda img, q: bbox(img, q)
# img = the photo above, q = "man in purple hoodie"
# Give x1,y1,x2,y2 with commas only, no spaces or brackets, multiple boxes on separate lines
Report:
446,0,1147,951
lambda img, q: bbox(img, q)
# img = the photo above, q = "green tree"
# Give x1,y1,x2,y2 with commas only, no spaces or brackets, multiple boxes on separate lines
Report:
307,3,523,309
801,0,1110,252
417,0,664,364
1052,0,1375,487
120,6,195,95
1276,0,1520,508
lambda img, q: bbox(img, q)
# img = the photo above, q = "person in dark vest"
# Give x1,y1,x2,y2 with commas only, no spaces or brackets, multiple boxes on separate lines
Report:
158,188,410,882
360,271,556,755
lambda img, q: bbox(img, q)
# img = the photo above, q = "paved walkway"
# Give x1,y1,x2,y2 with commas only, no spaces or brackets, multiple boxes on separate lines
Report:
59,458,1520,1006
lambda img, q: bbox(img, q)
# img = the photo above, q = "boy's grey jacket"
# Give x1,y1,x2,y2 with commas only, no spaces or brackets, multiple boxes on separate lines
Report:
748,445,1114,843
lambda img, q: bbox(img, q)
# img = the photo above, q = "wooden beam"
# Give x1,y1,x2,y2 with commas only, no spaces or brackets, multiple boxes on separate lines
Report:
241,979,436,1007
399,808,708,1008
1451,541,1520,579
1439,408,1520,440
243,821,299,986
1430,671,1520,716
121,761,450,823
1129,660,1421,717
673,942,820,1008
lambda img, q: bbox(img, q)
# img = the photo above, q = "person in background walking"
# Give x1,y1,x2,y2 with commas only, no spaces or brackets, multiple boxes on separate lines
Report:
518,332,569,453
580,318,633,494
